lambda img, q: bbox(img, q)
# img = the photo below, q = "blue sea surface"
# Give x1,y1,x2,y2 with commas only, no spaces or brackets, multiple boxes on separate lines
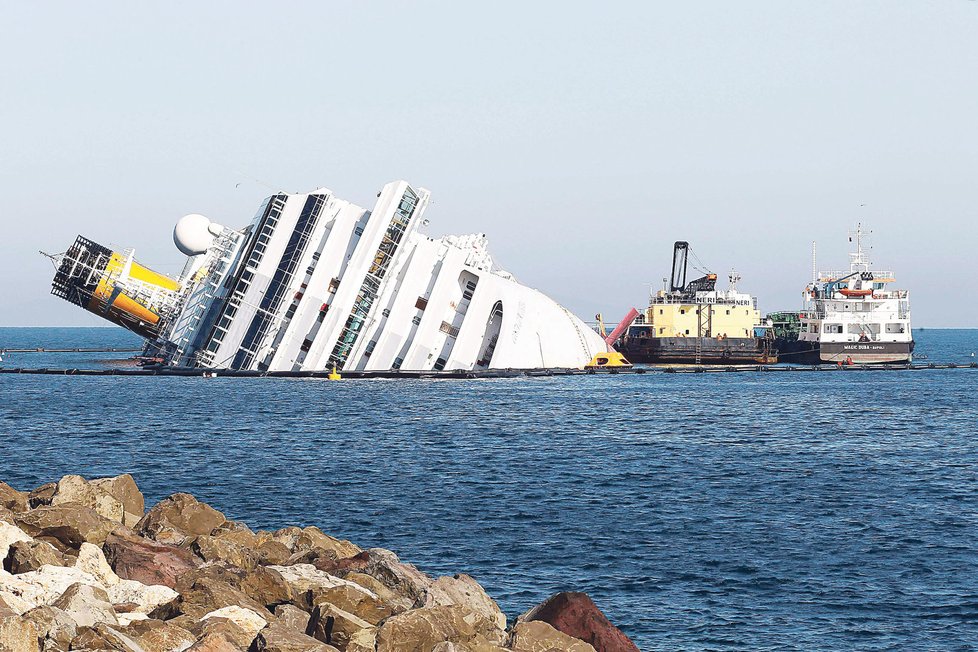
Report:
2,327,978,650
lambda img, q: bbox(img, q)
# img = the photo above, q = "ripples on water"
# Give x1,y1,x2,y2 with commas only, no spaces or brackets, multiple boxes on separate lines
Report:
2,328,978,650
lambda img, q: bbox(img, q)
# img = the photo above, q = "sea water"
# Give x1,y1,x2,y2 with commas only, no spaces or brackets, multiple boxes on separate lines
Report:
2,327,977,650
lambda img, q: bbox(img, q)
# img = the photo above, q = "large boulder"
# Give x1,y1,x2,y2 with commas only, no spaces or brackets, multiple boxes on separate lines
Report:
274,604,311,634
121,617,196,652
342,573,408,614
136,493,227,545
90,474,145,527
68,622,146,652
109,578,180,616
0,611,40,652
267,565,374,612
51,582,118,628
174,564,291,613
519,592,638,652
193,615,258,649
103,529,201,589
258,528,360,559
155,576,271,621
344,628,377,652
0,563,103,612
375,605,505,652
15,504,118,550
21,604,77,651
311,584,393,626
0,482,28,514
27,483,56,509
509,621,597,652
426,574,506,630
306,603,373,650
192,535,260,571
359,549,433,610
4,538,67,574
250,622,339,652
0,521,34,564
255,541,293,566
49,474,126,524
189,631,245,652
201,605,268,641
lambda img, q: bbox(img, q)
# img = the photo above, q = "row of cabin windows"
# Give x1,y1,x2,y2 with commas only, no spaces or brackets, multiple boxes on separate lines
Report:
822,323,906,334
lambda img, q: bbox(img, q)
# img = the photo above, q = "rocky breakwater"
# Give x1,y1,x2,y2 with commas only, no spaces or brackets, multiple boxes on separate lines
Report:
0,475,639,652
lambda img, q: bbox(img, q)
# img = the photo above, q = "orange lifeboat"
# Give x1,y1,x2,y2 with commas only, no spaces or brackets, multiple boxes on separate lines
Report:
839,288,873,298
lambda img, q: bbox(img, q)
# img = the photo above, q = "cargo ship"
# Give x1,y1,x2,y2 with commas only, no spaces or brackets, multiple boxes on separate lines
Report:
774,224,913,364
617,242,776,364
44,180,607,371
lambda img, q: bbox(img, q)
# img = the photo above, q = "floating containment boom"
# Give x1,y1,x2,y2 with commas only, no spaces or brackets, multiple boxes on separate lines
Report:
46,179,607,371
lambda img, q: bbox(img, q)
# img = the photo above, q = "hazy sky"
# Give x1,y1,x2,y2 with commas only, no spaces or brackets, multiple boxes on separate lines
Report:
3,1,976,327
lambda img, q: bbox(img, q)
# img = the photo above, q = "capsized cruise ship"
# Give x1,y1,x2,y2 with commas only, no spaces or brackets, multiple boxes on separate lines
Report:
46,180,607,371
775,224,913,364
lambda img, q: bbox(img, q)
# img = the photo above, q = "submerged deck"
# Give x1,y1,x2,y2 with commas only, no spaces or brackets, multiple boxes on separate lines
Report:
0,363,976,379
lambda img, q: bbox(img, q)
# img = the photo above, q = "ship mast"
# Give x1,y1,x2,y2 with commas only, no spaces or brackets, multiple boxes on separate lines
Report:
849,223,871,272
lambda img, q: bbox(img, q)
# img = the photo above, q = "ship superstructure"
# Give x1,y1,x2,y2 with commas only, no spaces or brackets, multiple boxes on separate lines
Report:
779,224,913,364
46,180,607,371
619,241,775,364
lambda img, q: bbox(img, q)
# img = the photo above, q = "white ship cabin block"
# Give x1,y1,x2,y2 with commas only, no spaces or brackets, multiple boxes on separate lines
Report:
151,179,605,371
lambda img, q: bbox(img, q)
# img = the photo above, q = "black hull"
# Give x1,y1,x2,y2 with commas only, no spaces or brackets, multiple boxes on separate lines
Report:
621,336,777,365
775,338,914,364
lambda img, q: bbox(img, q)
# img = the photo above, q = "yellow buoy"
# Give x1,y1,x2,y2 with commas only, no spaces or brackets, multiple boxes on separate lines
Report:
328,365,342,381
584,351,633,370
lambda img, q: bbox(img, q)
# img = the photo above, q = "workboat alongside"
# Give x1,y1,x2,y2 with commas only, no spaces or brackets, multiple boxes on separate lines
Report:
617,242,776,364
775,224,913,364
44,180,607,371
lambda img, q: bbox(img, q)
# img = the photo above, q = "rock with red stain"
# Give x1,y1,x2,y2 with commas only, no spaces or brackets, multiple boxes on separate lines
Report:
102,529,201,589
520,592,639,652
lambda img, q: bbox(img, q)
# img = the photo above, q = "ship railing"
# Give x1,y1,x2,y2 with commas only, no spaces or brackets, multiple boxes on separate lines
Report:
818,270,894,282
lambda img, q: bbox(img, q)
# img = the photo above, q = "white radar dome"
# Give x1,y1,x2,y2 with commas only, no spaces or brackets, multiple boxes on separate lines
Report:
174,213,220,256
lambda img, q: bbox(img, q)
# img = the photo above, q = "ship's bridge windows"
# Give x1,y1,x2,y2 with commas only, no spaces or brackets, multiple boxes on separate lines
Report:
824,323,843,334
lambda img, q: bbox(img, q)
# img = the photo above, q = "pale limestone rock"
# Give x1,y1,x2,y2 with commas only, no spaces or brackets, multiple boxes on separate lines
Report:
0,564,101,612
200,605,267,640
426,574,507,630
508,621,597,652
0,521,32,561
90,474,145,527
346,627,377,652
108,579,178,614
273,603,310,633
307,603,373,650
50,474,126,524
268,564,377,598
75,541,120,586
118,611,151,626
376,605,505,652
0,587,32,615
0,611,40,652
22,604,77,651
51,582,118,628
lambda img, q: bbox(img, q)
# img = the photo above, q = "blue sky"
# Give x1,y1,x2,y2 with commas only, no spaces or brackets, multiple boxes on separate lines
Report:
3,1,976,326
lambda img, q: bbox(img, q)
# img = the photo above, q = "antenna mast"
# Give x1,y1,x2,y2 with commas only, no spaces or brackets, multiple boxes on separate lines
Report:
811,240,817,283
